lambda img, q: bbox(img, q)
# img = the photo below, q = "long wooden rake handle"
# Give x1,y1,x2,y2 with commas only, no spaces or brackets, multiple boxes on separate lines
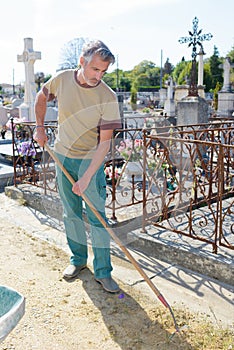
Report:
44,143,179,332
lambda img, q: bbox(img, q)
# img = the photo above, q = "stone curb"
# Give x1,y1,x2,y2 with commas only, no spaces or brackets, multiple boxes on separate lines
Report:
4,184,234,287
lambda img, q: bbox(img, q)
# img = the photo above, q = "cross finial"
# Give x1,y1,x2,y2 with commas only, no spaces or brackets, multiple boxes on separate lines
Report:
179,17,213,59
178,17,213,96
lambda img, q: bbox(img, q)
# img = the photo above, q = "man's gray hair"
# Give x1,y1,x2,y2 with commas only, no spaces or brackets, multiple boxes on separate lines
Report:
81,40,115,65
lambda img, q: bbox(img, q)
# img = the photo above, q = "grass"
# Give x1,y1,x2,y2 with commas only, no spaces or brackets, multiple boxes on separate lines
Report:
148,305,233,350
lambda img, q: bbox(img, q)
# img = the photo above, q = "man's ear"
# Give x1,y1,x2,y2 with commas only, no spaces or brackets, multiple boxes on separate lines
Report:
80,56,85,66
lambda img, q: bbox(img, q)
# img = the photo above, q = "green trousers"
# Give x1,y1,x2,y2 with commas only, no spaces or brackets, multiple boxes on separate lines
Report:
55,153,113,279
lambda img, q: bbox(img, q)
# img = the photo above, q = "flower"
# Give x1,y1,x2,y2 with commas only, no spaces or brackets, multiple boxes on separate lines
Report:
116,139,144,162
18,141,37,157
105,165,122,184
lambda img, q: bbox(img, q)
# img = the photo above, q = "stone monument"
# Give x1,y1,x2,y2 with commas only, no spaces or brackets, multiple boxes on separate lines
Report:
164,77,175,117
17,38,41,122
217,57,234,118
197,46,205,98
176,17,212,126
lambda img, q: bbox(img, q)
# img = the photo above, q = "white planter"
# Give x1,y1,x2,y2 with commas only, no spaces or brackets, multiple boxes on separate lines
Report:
125,161,143,182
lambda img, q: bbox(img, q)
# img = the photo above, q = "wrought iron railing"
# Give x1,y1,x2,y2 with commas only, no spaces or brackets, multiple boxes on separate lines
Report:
10,118,234,253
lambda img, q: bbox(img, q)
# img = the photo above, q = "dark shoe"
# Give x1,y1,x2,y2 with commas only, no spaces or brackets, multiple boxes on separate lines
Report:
95,277,120,293
63,264,86,280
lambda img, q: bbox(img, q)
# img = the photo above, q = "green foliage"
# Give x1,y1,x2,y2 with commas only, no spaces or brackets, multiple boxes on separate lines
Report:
203,62,213,92
172,60,191,85
213,82,222,110
102,43,234,93
44,74,52,83
227,46,234,62
163,58,174,75
130,87,137,111
103,69,132,91
227,46,234,87
102,73,116,89
209,46,223,88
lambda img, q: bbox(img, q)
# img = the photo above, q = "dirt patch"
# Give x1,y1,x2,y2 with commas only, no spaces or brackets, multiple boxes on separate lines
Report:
0,218,233,350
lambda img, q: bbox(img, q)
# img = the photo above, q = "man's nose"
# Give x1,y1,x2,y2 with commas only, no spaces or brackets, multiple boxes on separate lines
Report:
96,71,103,80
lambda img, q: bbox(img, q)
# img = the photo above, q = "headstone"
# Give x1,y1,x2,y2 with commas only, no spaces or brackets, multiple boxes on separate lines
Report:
174,85,206,102
11,99,23,108
159,88,167,108
17,38,41,121
176,95,209,125
220,57,234,93
217,57,234,118
45,107,58,121
164,77,175,117
0,106,8,127
174,85,189,103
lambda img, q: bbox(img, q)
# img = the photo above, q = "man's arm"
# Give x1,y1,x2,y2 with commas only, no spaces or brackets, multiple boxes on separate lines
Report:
72,128,113,196
33,90,48,147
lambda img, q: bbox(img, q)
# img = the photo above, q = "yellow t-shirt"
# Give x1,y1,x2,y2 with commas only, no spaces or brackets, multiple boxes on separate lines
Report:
43,69,121,158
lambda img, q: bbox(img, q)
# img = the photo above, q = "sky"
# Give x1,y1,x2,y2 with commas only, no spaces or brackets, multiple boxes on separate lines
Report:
1,0,233,85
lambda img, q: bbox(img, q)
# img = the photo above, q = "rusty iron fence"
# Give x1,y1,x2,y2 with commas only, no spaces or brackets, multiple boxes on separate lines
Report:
10,118,234,253
11,119,58,194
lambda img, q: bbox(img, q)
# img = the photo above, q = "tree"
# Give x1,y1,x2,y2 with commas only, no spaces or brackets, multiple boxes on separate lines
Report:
213,82,222,110
35,72,44,91
132,60,156,75
163,58,174,75
131,61,161,88
227,46,234,88
203,61,213,92
209,46,223,90
58,37,88,70
130,87,137,111
172,60,191,85
227,46,234,62
102,72,116,90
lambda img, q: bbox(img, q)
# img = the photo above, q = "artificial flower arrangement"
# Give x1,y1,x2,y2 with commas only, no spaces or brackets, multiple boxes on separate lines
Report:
115,138,144,162
17,140,37,157
104,165,122,184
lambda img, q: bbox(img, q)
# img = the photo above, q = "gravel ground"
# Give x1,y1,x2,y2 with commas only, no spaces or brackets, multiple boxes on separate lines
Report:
0,214,197,350
0,195,233,350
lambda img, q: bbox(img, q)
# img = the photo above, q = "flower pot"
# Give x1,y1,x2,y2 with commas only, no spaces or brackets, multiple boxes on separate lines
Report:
125,161,143,182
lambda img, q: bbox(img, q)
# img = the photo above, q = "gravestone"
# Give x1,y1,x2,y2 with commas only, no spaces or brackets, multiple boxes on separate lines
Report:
176,95,208,125
17,38,41,121
159,88,167,108
45,107,58,121
217,57,234,118
164,77,175,117
0,106,8,127
12,98,23,108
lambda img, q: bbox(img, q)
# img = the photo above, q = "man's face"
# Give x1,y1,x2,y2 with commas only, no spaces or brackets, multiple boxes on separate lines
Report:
79,54,110,87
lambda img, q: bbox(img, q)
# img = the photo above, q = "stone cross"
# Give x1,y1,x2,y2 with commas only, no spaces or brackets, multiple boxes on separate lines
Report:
219,57,234,92
17,38,41,121
167,76,174,100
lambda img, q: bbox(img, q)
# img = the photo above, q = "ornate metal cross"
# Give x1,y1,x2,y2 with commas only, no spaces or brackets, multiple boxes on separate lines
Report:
178,17,213,96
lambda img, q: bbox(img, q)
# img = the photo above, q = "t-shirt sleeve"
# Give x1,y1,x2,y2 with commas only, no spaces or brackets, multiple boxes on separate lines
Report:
42,74,60,101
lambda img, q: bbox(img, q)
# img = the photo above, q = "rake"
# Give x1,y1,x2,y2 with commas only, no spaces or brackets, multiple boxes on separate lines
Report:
44,143,182,337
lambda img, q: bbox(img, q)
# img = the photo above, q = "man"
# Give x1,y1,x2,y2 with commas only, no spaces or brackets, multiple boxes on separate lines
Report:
34,40,121,293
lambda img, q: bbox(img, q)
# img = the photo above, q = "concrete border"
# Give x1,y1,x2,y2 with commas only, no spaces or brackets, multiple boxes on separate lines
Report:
4,184,234,286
